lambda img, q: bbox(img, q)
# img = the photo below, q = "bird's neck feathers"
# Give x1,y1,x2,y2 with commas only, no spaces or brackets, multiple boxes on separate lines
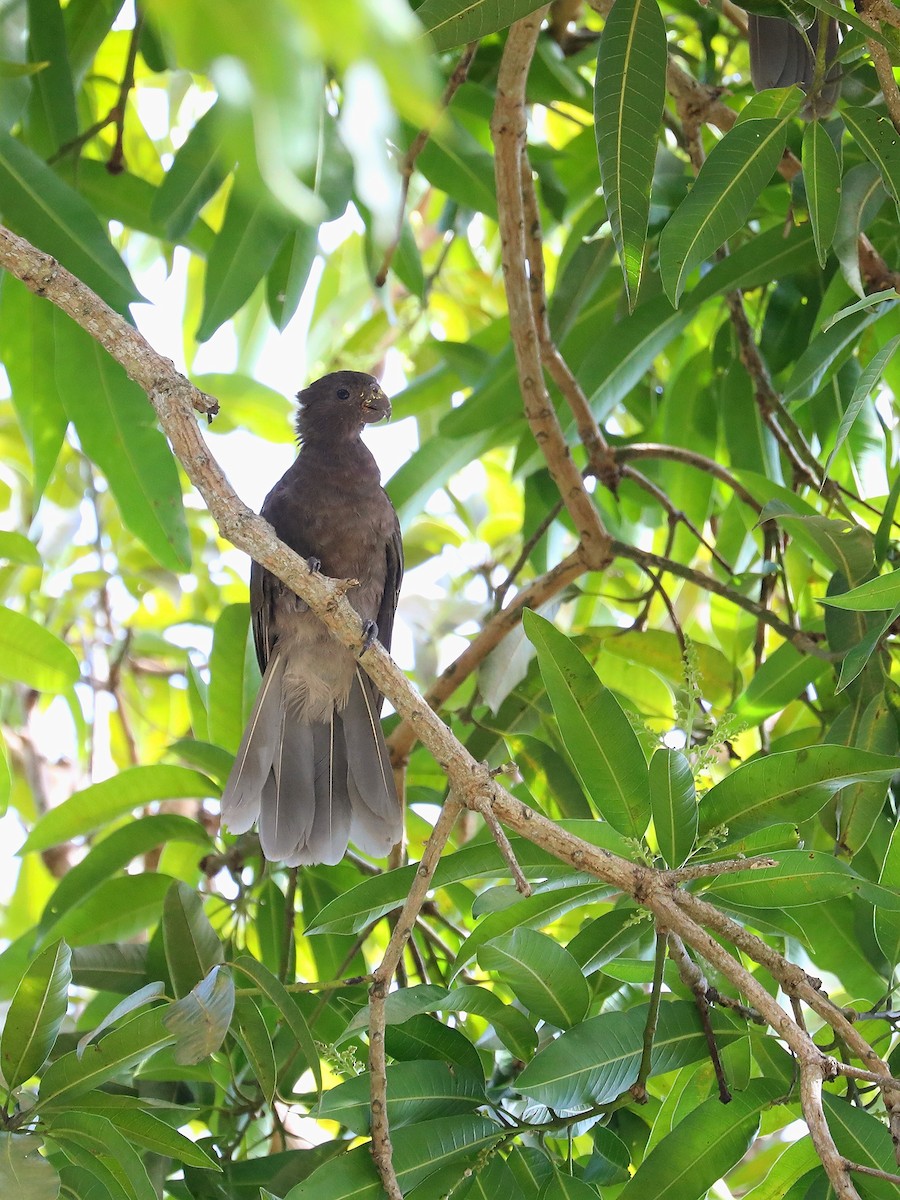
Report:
295,420,380,477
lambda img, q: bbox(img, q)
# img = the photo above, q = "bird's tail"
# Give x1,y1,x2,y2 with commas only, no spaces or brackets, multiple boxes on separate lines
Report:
221,656,401,865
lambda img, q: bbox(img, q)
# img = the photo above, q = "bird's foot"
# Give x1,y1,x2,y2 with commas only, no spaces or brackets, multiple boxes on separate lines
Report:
306,556,322,574
360,620,378,655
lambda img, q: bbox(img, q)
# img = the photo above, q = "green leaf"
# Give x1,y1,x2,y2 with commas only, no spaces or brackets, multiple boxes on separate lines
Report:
39,814,213,933
703,850,883,908
37,1007,175,1108
267,225,319,332
822,289,900,331
416,117,497,219
733,641,830,722
20,765,215,852
315,1060,484,1134
579,295,690,423
566,907,647,974
196,188,291,342
44,1110,156,1200
802,120,841,267
523,610,650,838
0,1133,60,1196
163,882,224,1000
25,0,77,156
0,605,79,692
697,746,900,840
822,1093,898,1200
875,820,900,965
53,314,191,571
516,1001,742,1110
0,531,41,566
76,983,166,1059
308,822,635,936
659,114,796,305
63,1099,219,1170
0,130,139,312
69,945,149,995
163,965,235,1066
783,298,894,403
834,690,898,856
441,984,538,1060
594,0,666,308
842,105,900,222
232,995,277,1106
649,748,697,868
820,567,900,611
208,603,258,754
417,0,546,51
43,874,175,946
284,1115,502,1199
231,955,322,1098
833,163,886,297
0,939,71,1088
478,928,590,1029
824,334,900,477
619,1079,782,1200
151,101,229,238
0,277,67,498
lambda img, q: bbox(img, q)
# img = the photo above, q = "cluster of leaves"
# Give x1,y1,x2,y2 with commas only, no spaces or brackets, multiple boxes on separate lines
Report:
2,0,900,1198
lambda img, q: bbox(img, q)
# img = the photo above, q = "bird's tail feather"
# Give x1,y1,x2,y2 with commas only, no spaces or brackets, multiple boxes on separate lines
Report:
221,657,401,864
259,707,316,862
339,668,402,856
220,649,286,835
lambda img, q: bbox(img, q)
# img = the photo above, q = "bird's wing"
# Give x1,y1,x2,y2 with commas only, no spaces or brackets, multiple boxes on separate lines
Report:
376,509,404,656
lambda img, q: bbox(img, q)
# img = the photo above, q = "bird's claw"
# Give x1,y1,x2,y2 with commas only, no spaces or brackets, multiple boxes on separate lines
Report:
360,620,378,655
307,556,322,574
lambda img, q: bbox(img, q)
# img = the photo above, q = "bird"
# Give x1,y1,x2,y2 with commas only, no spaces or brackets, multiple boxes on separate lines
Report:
747,15,841,119
220,371,404,866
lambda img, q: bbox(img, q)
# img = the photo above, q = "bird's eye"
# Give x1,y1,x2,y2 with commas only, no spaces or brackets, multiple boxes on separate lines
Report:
336,388,350,400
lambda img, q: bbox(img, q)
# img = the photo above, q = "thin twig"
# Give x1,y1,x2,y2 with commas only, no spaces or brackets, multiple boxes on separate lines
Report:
632,929,667,1102
665,856,777,883
375,42,478,286
667,933,731,1102
368,796,463,1197
490,9,612,572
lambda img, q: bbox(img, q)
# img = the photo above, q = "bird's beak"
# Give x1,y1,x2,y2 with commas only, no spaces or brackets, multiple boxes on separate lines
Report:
362,386,391,423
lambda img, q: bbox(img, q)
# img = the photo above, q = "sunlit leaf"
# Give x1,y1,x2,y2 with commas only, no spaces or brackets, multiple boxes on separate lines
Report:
0,605,79,693
0,940,71,1088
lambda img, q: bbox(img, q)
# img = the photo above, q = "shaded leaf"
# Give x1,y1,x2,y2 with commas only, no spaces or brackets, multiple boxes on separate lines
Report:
802,119,841,267
478,928,590,1028
517,1001,742,1110
315,1060,484,1134
417,0,546,51
37,1008,175,1108
524,610,650,838
618,1079,782,1200
659,113,797,305
163,965,235,1066
698,746,899,840
231,955,322,1098
0,130,139,311
594,0,667,307
649,747,697,868
163,882,224,1000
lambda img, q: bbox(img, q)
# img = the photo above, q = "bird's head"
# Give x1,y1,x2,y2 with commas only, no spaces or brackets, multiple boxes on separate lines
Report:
295,371,391,442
